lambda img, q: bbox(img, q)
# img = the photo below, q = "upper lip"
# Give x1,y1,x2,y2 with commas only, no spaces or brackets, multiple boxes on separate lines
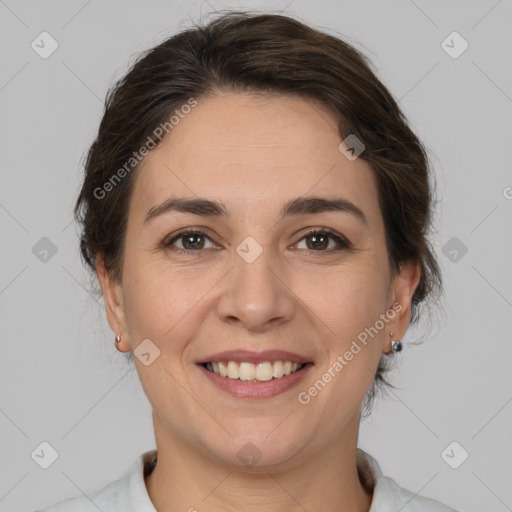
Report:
195,350,312,365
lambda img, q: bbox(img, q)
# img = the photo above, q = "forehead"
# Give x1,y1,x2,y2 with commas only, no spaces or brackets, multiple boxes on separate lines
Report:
130,93,381,228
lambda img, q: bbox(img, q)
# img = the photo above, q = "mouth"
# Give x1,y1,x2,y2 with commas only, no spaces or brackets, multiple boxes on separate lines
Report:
195,349,314,398
200,360,309,382
196,359,314,399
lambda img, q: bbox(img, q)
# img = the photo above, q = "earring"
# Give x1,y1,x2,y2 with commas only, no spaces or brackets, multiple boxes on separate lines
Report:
391,340,403,353
388,332,402,354
115,334,122,350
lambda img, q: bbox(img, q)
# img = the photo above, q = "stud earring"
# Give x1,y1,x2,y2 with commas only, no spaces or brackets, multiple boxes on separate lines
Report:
388,332,402,354
391,340,403,353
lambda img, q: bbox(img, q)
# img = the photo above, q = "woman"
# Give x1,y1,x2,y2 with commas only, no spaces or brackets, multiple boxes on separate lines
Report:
37,10,458,512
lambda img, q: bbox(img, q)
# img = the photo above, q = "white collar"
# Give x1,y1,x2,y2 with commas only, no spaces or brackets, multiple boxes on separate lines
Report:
124,448,456,512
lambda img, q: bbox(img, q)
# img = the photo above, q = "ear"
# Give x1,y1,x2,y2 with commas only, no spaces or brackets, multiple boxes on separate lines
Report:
96,255,130,352
386,259,421,351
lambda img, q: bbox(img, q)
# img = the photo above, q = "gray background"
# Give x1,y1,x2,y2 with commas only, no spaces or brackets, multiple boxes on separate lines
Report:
1,0,511,511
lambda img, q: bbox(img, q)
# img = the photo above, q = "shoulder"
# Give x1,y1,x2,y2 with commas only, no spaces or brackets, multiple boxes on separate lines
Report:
357,448,461,512
34,476,129,512
383,475,460,511
34,450,157,512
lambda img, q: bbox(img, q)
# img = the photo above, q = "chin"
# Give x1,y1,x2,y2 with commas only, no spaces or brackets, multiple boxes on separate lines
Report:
200,428,309,470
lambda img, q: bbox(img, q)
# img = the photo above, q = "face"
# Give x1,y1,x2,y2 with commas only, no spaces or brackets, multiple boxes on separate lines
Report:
98,92,419,470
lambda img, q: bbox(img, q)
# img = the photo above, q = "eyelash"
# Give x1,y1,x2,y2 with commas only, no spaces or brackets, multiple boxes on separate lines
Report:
163,227,351,256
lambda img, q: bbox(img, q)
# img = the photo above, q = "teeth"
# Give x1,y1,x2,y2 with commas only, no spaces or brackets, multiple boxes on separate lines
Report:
239,362,256,381
204,361,304,381
218,362,228,377
227,361,239,379
255,362,273,381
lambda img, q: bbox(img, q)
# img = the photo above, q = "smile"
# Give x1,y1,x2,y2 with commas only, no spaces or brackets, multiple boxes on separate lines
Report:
197,361,313,399
202,360,305,382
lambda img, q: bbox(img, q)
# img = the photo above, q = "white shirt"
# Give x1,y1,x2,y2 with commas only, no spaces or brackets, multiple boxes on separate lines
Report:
36,448,460,511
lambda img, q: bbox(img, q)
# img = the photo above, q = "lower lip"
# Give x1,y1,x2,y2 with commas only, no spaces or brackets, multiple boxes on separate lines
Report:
197,363,313,399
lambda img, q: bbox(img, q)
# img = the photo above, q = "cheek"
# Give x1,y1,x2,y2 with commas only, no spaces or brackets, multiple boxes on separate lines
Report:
122,262,174,339
304,263,389,337
302,262,389,394
121,257,211,350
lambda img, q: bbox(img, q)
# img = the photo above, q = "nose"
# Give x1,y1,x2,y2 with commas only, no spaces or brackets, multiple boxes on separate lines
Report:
216,242,296,332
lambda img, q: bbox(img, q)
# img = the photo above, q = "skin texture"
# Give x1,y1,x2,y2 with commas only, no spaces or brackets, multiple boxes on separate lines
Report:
97,92,420,512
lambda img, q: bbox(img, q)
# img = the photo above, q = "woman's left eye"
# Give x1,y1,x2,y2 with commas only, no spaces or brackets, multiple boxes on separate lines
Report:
295,229,351,252
163,228,350,254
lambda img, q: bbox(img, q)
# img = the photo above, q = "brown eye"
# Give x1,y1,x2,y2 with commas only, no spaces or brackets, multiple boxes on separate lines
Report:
164,230,214,252
296,229,350,252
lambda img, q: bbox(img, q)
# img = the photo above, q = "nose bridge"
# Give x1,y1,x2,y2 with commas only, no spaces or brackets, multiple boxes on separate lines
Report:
217,234,295,329
235,236,277,292
234,234,282,302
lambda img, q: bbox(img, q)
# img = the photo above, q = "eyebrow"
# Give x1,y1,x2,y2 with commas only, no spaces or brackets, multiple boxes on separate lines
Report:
143,195,368,227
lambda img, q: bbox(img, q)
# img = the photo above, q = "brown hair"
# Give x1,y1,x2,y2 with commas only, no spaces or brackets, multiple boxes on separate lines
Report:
75,10,442,414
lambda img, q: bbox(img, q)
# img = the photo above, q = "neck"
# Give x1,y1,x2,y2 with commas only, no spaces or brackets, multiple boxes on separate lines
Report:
145,412,373,512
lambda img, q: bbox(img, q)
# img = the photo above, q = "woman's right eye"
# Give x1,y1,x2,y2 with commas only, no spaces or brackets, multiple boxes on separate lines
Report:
163,230,215,252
